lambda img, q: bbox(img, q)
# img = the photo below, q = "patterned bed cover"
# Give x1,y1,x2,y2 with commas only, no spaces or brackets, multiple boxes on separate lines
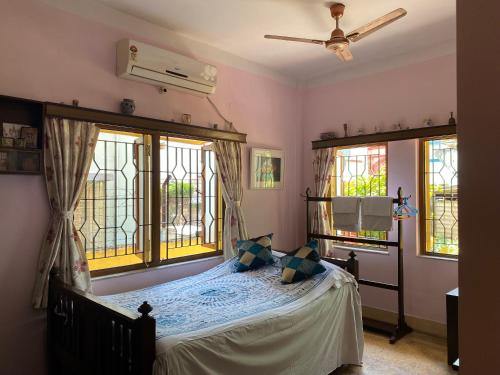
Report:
102,251,364,375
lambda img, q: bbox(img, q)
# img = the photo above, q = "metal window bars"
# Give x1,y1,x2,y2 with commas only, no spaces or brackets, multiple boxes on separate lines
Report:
159,137,220,260
73,132,221,267
74,133,152,263
423,138,458,256
332,144,387,246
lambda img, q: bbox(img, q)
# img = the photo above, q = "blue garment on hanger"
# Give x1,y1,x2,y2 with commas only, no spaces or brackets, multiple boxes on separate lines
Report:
393,196,418,219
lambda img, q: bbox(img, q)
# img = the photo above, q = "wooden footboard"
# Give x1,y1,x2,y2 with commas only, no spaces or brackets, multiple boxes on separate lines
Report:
47,269,156,375
321,251,359,281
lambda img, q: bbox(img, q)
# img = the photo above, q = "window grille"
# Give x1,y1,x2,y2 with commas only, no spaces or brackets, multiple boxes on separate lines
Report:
74,131,221,273
159,137,221,260
421,137,458,256
331,144,388,246
74,130,152,269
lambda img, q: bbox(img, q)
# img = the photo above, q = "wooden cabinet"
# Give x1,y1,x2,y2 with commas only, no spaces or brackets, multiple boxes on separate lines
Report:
446,287,459,370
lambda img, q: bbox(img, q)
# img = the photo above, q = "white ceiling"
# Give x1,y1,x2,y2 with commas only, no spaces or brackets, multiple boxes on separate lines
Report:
96,0,456,82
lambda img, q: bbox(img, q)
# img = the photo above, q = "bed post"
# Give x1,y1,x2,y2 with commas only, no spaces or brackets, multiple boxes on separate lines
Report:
47,267,60,375
135,302,156,375
346,251,359,282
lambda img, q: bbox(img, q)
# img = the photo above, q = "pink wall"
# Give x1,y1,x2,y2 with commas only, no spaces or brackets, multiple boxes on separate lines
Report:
0,1,302,374
302,55,458,324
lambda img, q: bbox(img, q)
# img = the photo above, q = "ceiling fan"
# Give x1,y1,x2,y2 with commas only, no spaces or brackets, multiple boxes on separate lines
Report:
264,3,407,62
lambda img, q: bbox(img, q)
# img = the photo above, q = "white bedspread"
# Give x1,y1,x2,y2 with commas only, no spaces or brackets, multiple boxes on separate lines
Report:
103,252,364,375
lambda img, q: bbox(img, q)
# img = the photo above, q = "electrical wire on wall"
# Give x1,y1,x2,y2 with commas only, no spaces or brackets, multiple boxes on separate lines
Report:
206,97,237,132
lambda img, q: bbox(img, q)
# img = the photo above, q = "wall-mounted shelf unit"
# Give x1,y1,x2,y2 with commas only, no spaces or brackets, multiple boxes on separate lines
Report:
312,124,457,149
0,95,44,175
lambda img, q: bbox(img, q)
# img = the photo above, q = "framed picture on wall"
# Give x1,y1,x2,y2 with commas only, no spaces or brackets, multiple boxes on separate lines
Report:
250,148,284,189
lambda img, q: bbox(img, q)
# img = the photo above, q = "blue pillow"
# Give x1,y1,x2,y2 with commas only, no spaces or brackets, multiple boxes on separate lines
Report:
235,234,274,272
281,240,326,283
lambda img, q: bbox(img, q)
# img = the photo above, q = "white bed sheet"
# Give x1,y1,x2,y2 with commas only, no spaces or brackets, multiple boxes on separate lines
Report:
153,259,364,375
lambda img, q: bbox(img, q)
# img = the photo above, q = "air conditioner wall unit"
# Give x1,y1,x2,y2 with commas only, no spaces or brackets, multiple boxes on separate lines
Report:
116,39,217,96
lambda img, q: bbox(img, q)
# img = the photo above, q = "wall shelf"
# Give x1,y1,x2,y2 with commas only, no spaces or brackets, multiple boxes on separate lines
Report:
0,93,250,176
312,124,457,149
0,95,43,175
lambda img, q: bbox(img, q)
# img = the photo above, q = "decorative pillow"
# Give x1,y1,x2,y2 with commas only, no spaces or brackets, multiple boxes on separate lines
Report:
235,234,274,272
280,240,326,283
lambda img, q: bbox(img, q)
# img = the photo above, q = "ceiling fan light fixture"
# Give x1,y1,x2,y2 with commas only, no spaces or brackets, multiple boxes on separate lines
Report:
326,37,349,51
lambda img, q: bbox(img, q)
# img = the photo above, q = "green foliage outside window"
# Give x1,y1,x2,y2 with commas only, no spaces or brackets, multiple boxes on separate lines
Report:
338,166,387,241
167,181,196,198
342,166,387,197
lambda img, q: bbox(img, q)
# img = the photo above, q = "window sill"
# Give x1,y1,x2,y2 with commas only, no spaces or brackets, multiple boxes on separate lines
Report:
91,253,224,281
417,254,458,262
333,244,389,256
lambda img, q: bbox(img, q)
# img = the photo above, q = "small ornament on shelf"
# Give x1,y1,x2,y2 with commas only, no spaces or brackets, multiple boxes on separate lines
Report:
320,131,337,140
181,113,192,124
0,137,14,147
120,99,135,115
357,128,365,135
20,127,38,148
448,112,456,125
14,138,26,148
343,123,348,137
72,99,79,107
423,118,434,127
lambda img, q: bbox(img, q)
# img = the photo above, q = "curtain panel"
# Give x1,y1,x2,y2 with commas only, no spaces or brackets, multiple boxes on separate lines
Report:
32,117,99,309
213,140,248,259
312,148,335,256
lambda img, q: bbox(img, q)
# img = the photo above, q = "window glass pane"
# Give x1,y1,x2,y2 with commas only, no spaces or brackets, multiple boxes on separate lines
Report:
332,144,387,245
423,137,459,256
159,137,221,260
74,129,152,271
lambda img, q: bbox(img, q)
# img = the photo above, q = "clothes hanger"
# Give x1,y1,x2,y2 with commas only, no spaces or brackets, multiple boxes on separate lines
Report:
393,195,418,220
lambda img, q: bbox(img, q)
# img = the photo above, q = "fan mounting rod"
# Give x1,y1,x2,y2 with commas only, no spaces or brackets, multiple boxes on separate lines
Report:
330,3,345,19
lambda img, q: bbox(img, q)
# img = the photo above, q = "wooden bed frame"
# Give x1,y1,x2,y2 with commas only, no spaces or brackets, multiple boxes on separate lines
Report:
47,254,359,375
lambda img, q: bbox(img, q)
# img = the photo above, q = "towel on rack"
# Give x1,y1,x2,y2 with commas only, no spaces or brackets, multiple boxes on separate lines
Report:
332,197,361,232
361,196,394,231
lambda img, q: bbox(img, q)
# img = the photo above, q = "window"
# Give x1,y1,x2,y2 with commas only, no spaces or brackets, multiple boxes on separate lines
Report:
420,136,458,257
159,137,222,261
331,143,388,246
74,129,222,275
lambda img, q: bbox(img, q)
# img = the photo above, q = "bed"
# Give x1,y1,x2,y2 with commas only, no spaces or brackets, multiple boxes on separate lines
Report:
47,251,363,375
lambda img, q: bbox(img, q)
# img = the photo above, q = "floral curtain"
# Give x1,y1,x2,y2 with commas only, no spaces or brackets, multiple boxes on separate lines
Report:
312,148,335,256
213,139,249,259
32,117,99,309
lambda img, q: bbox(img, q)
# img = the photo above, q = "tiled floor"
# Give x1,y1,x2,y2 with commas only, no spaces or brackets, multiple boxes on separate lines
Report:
333,331,456,375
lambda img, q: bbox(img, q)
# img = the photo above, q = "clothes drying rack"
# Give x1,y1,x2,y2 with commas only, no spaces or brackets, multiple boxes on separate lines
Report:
305,187,412,344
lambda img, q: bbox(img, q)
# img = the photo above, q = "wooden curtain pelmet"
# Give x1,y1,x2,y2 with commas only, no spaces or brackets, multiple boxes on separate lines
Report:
45,103,247,143
312,124,456,149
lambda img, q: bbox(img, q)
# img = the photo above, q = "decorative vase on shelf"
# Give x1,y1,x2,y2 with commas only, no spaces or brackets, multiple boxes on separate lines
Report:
120,99,136,115
448,112,456,125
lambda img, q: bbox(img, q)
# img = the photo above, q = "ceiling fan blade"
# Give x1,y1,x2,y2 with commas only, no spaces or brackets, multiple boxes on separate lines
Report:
340,46,353,61
264,35,325,45
346,8,407,42
334,45,353,62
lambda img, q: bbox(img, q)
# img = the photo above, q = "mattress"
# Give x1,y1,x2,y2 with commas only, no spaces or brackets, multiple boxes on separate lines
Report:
103,251,364,375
